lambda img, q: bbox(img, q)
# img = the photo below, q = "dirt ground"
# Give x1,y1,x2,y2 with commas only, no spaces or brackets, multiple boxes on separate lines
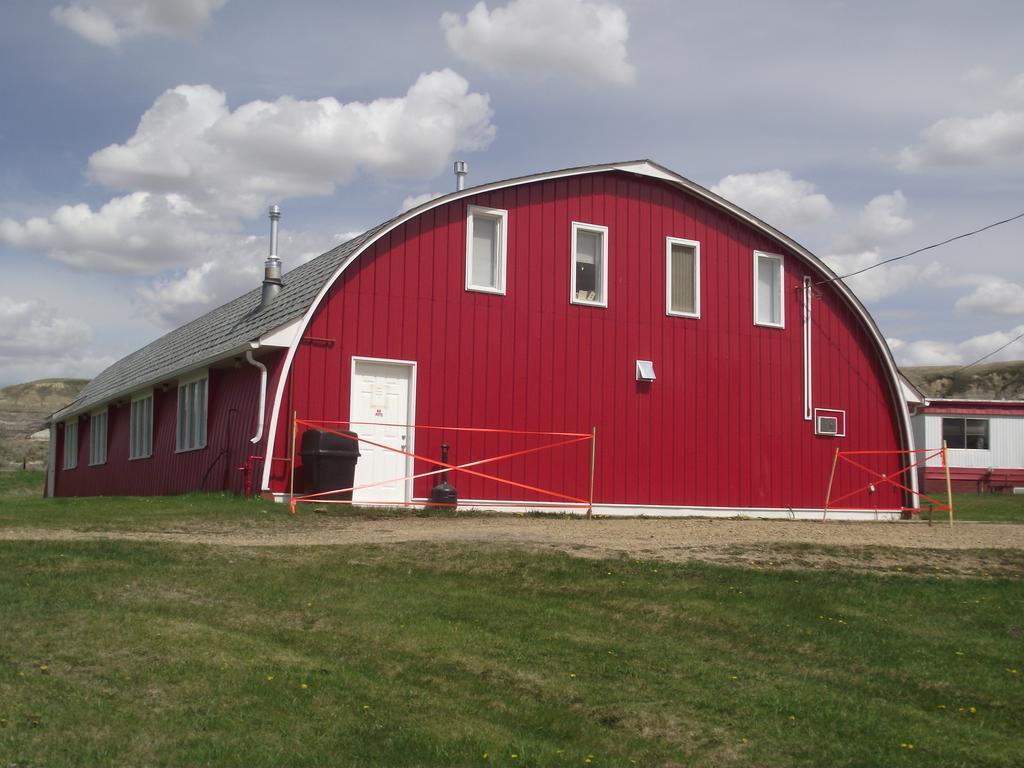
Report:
4,516,1024,576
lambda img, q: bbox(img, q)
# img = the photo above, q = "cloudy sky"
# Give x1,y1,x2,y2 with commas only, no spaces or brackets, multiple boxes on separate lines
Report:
2,0,1023,386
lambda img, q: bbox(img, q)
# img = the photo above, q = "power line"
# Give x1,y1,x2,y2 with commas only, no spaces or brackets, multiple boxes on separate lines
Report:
952,329,1024,373
816,210,1024,287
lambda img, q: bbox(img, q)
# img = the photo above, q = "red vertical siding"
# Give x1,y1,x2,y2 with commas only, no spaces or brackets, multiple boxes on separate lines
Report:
54,350,285,497
268,171,906,511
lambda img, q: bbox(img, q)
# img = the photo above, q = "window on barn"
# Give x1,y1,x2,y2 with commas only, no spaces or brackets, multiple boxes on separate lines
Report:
89,409,108,466
129,392,153,460
666,238,700,318
754,251,785,328
465,205,507,294
63,420,78,470
571,222,608,307
176,374,208,452
941,417,989,450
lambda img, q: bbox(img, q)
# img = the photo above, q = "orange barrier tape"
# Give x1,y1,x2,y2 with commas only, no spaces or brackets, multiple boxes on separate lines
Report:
296,418,590,438
292,421,592,507
827,448,951,512
294,433,590,504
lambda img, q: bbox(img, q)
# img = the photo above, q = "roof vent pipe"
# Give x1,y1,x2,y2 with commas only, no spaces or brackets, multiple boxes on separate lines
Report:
454,160,467,191
260,205,283,310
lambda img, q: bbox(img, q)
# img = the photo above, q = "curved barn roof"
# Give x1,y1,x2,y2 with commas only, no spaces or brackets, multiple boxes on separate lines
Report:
55,160,905,434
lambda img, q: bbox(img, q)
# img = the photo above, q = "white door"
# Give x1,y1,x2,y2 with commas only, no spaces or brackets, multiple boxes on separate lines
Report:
350,359,414,504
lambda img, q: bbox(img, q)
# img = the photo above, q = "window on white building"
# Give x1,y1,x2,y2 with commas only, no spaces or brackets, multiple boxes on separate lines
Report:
63,420,78,469
571,222,608,307
942,417,989,450
754,251,784,328
89,409,108,466
465,206,507,294
176,374,208,452
666,238,700,317
130,392,153,460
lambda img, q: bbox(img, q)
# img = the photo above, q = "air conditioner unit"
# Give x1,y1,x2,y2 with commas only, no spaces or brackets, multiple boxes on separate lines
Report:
816,415,839,436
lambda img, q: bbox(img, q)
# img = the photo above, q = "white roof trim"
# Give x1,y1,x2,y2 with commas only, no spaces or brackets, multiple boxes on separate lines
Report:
261,160,917,493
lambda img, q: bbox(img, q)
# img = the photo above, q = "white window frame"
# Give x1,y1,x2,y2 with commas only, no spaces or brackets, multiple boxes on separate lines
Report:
754,251,785,329
814,408,847,438
176,371,209,453
63,419,78,470
665,237,701,319
465,205,508,295
89,408,108,466
570,222,609,308
129,390,154,461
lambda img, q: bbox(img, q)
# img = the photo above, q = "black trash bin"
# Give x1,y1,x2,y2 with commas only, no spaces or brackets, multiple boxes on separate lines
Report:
300,429,360,499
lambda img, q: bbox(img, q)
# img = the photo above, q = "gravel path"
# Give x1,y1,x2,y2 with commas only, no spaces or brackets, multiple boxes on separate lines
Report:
3,517,1024,575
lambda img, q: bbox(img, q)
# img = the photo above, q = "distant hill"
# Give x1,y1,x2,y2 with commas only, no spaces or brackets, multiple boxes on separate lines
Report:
901,361,1024,401
0,378,88,468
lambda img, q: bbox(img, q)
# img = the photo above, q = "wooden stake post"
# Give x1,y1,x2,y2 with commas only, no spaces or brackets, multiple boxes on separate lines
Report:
587,426,597,518
289,410,298,514
943,440,954,528
823,447,840,521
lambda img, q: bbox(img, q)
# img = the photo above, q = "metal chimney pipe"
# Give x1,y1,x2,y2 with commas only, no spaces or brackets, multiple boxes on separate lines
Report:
260,205,283,310
454,160,467,191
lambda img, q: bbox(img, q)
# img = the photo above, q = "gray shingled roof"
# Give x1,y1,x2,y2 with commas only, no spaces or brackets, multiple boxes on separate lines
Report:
52,222,391,421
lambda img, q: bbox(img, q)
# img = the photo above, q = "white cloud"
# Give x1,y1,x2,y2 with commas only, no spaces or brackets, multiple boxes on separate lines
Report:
822,250,943,304
898,109,1024,170
135,230,338,327
833,191,913,253
0,192,222,273
710,170,834,229
89,72,495,217
889,324,1024,367
441,0,634,85
954,278,1024,317
50,0,227,48
0,296,111,385
1005,73,1024,103
1,72,494,274
0,297,91,355
961,65,995,83
400,191,445,212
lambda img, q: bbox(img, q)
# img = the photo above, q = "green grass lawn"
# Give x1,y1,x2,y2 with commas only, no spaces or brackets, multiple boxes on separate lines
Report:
1,541,1022,767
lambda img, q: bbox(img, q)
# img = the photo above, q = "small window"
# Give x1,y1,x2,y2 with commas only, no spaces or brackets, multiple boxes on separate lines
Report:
571,222,608,307
666,238,700,317
130,392,153,460
89,409,108,466
176,374,208,452
754,251,785,328
465,206,507,294
814,408,847,437
63,420,78,470
942,417,989,450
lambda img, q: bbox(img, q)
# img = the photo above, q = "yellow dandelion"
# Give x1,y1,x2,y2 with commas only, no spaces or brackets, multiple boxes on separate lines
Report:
789,715,797,720
363,704,370,710
510,753,518,760
300,683,309,689
39,664,49,673
1007,668,1019,674
730,675,739,681
969,706,976,714
482,753,488,760
570,672,577,678
938,704,946,709
266,675,274,682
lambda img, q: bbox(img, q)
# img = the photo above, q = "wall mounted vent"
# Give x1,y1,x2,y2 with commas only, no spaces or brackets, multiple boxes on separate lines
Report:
814,408,846,437
636,360,656,382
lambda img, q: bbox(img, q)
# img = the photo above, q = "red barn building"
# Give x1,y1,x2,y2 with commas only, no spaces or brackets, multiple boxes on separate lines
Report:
49,161,916,518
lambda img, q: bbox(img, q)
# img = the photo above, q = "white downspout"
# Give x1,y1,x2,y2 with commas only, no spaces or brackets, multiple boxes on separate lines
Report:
246,349,267,444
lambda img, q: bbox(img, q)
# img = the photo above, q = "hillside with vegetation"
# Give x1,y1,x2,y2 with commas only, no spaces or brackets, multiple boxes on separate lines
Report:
0,378,87,468
902,360,1024,400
